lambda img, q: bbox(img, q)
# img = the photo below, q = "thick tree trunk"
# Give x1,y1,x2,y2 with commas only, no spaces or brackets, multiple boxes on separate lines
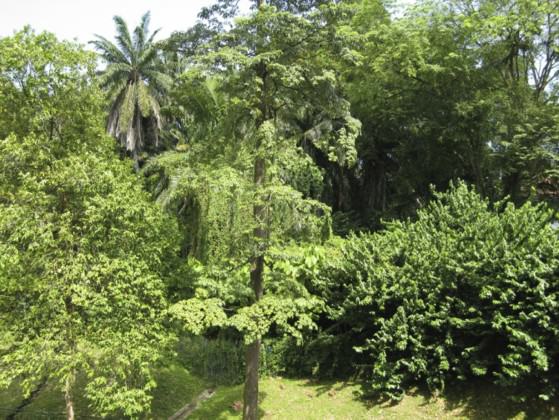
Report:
64,376,75,420
361,159,387,215
243,339,261,420
504,170,522,205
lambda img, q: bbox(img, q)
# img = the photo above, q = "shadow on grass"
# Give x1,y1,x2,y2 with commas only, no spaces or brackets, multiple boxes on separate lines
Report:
151,363,208,419
297,375,559,419
300,377,356,397
0,381,26,418
441,379,559,420
361,378,559,419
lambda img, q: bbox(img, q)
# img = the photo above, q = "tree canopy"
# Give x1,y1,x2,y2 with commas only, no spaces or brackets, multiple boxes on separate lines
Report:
2,0,559,418
92,12,172,170
0,28,180,418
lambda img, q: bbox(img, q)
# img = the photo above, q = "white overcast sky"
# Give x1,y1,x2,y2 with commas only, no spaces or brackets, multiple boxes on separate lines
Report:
0,0,251,45
0,0,415,46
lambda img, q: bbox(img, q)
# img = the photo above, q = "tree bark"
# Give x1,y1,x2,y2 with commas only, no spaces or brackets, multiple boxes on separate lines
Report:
65,375,75,420
243,2,267,419
243,150,266,420
243,339,261,420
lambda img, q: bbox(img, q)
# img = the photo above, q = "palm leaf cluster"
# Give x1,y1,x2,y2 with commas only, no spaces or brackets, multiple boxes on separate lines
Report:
91,12,171,169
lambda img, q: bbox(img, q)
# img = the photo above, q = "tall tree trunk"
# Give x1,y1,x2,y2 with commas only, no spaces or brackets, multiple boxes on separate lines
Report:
243,1,266,419
243,338,261,419
504,170,522,205
64,375,75,420
243,123,267,420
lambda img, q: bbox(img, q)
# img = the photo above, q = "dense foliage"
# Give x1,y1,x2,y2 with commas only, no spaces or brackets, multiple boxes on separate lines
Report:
2,0,559,418
0,29,180,418
289,183,559,400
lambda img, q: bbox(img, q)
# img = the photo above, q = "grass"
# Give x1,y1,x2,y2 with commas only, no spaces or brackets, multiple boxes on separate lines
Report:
0,381,26,419
0,363,207,419
150,363,208,419
190,377,559,420
2,371,558,419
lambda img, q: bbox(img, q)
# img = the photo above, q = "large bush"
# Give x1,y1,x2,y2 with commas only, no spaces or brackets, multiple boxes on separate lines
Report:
297,183,559,400
352,183,559,399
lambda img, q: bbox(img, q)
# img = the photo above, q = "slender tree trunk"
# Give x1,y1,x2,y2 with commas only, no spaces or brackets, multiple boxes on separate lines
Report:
243,143,266,420
243,2,266,419
64,375,75,420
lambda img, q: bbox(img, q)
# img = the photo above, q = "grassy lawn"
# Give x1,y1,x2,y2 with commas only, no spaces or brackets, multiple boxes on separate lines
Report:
150,363,207,419
2,372,558,419
191,377,559,420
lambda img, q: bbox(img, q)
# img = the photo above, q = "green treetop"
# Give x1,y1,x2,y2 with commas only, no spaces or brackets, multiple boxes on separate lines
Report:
0,29,180,419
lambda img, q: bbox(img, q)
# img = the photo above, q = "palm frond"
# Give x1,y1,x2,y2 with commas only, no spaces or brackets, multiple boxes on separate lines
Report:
107,86,127,136
93,11,169,164
125,119,136,151
113,15,135,63
149,95,162,130
147,28,161,45
97,63,131,89
90,35,129,64
142,69,173,92
118,83,137,135
135,108,144,150
137,81,153,117
138,44,158,69
133,12,151,51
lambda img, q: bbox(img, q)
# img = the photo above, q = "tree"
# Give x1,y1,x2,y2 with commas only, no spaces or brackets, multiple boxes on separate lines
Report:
0,29,179,419
91,12,171,171
162,2,359,418
451,0,559,204
326,0,559,226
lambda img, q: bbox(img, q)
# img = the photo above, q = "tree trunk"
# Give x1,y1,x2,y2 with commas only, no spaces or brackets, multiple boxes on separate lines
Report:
243,2,267,418
504,170,522,205
243,339,261,420
64,375,75,420
243,155,266,420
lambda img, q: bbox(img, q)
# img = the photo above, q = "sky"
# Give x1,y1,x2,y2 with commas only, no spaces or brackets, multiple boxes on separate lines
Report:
0,0,251,45
0,0,415,46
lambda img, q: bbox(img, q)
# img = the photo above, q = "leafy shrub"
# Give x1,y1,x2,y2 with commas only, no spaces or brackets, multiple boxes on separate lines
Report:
338,182,559,400
293,182,559,400
260,337,310,377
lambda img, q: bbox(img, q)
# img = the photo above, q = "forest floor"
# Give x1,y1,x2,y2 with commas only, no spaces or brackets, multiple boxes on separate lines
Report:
189,377,558,420
1,366,558,419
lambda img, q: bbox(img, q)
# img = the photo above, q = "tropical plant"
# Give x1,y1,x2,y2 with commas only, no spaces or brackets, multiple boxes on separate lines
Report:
91,12,171,170
0,29,180,419
297,182,559,401
162,2,360,418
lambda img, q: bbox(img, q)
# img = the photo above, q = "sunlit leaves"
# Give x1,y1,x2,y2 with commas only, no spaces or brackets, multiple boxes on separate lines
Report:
0,30,180,418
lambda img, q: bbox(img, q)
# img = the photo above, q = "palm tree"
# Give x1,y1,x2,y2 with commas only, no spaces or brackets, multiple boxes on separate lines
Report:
91,12,171,170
